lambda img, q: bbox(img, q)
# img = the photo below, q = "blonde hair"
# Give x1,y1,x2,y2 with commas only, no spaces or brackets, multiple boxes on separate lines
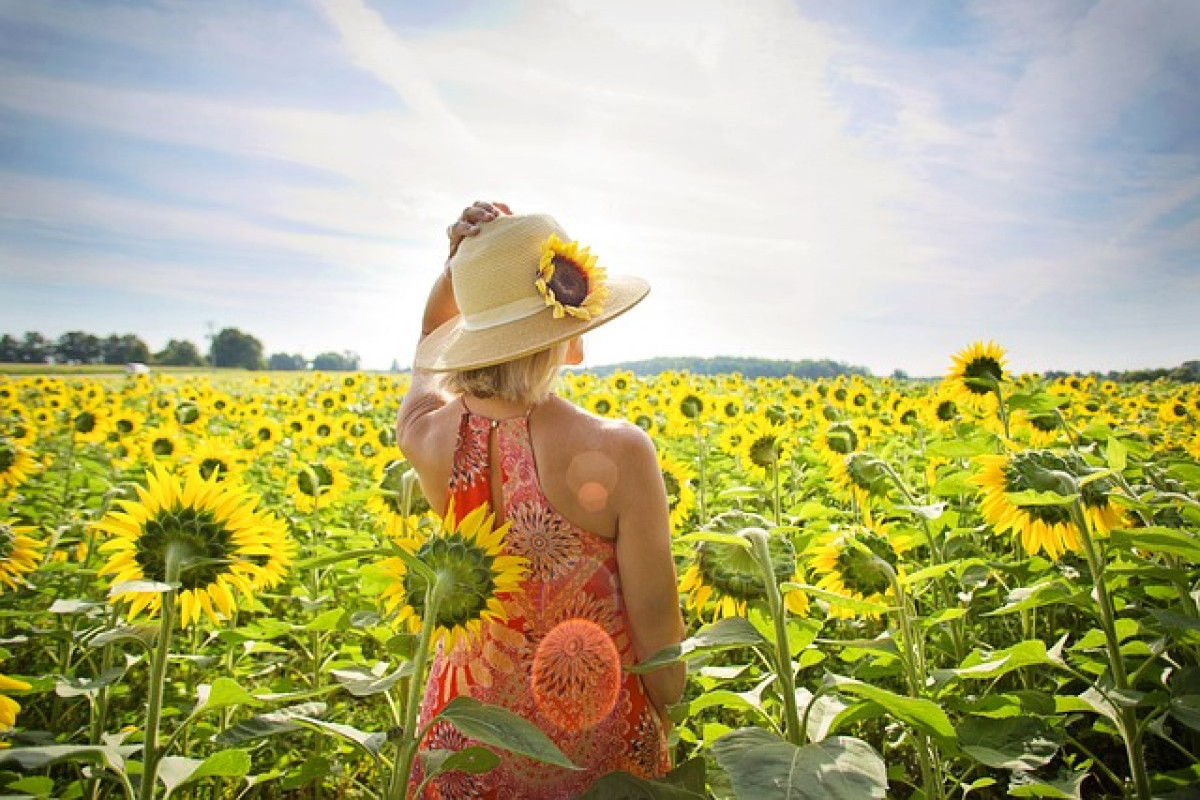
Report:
444,342,570,405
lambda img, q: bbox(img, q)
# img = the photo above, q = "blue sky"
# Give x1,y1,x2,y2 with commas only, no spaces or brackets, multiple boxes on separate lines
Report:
1,0,1198,376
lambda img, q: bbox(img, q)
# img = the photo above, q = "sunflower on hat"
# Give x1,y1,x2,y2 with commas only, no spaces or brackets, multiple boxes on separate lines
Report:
535,234,611,320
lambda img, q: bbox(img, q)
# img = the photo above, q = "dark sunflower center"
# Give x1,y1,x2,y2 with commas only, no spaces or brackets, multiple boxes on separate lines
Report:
594,399,612,415
256,426,275,442
116,419,135,434
899,409,919,426
962,357,1003,395
679,394,704,419
403,534,497,628
74,411,97,434
748,435,779,469
696,535,795,602
152,437,175,456
662,472,681,510
936,400,957,421
548,257,589,306
134,506,235,590
633,413,653,431
1029,414,1058,433
0,441,15,472
297,464,334,497
198,458,229,481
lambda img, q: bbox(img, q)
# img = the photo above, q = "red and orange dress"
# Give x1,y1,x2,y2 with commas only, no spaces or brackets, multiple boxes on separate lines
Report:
412,402,669,799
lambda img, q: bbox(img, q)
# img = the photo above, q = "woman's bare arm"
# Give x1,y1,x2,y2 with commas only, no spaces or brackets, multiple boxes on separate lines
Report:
396,201,510,451
614,425,687,722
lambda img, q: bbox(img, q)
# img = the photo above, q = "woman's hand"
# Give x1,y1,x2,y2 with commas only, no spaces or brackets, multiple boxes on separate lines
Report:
446,200,511,261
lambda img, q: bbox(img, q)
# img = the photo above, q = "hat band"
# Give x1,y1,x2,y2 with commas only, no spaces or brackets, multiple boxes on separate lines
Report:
461,296,548,331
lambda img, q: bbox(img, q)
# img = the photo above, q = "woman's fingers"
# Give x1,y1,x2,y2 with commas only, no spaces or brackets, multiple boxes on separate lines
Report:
446,201,511,258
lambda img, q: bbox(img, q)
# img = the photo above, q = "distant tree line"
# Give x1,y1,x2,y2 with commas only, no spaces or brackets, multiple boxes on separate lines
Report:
1044,360,1200,384
0,329,362,372
590,356,873,380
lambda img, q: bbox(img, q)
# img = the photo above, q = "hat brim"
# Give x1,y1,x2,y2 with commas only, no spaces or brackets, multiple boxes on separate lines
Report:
414,275,649,372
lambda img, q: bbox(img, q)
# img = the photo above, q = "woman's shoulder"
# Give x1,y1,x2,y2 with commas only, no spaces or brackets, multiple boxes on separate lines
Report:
546,395,653,450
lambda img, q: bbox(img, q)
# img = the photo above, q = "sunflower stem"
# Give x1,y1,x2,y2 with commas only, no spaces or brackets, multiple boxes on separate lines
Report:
695,423,708,526
139,544,183,800
879,557,943,800
771,460,782,527
744,528,802,745
992,382,1011,441
389,572,448,800
1070,501,1152,800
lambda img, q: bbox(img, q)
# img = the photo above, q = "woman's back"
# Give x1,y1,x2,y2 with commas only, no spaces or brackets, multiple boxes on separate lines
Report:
404,394,642,541
408,396,669,798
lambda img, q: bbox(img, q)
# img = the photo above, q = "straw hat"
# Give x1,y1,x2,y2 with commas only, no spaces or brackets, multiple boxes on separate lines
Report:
415,213,649,372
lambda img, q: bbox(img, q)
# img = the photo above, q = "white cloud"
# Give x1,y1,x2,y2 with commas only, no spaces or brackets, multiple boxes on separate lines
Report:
0,0,1197,375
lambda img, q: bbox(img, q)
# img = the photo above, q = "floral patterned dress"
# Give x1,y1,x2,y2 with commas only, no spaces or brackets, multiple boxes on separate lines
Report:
412,403,669,799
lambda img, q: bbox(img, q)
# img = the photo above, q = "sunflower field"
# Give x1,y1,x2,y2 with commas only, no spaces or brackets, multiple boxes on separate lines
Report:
1,342,1199,799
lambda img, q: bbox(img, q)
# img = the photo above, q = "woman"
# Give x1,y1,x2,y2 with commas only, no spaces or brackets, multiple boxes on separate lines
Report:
396,201,686,798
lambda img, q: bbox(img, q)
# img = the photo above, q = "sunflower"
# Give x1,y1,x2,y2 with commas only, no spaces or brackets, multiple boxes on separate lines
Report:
379,502,526,651
659,451,697,530
736,414,791,482
186,437,247,483
246,418,284,453
70,402,110,444
368,457,430,541
829,452,893,511
288,456,350,513
535,234,610,320
97,466,293,628
679,510,807,621
1,673,31,737
0,437,39,496
946,340,1007,408
1010,409,1063,447
808,524,902,619
0,521,42,592
141,424,190,464
973,449,1126,559
587,391,620,418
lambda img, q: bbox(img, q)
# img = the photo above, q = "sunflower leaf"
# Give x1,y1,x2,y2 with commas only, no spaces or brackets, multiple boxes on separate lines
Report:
677,532,753,550
578,769,709,799
712,727,887,799
85,624,158,650
421,746,500,778
1109,527,1200,564
330,666,406,697
194,677,263,714
109,579,177,596
628,616,769,673
0,744,139,772
824,675,958,750
159,750,252,797
213,702,328,747
435,696,579,770
56,667,127,698
294,717,387,762
1003,489,1077,507
957,716,1059,772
